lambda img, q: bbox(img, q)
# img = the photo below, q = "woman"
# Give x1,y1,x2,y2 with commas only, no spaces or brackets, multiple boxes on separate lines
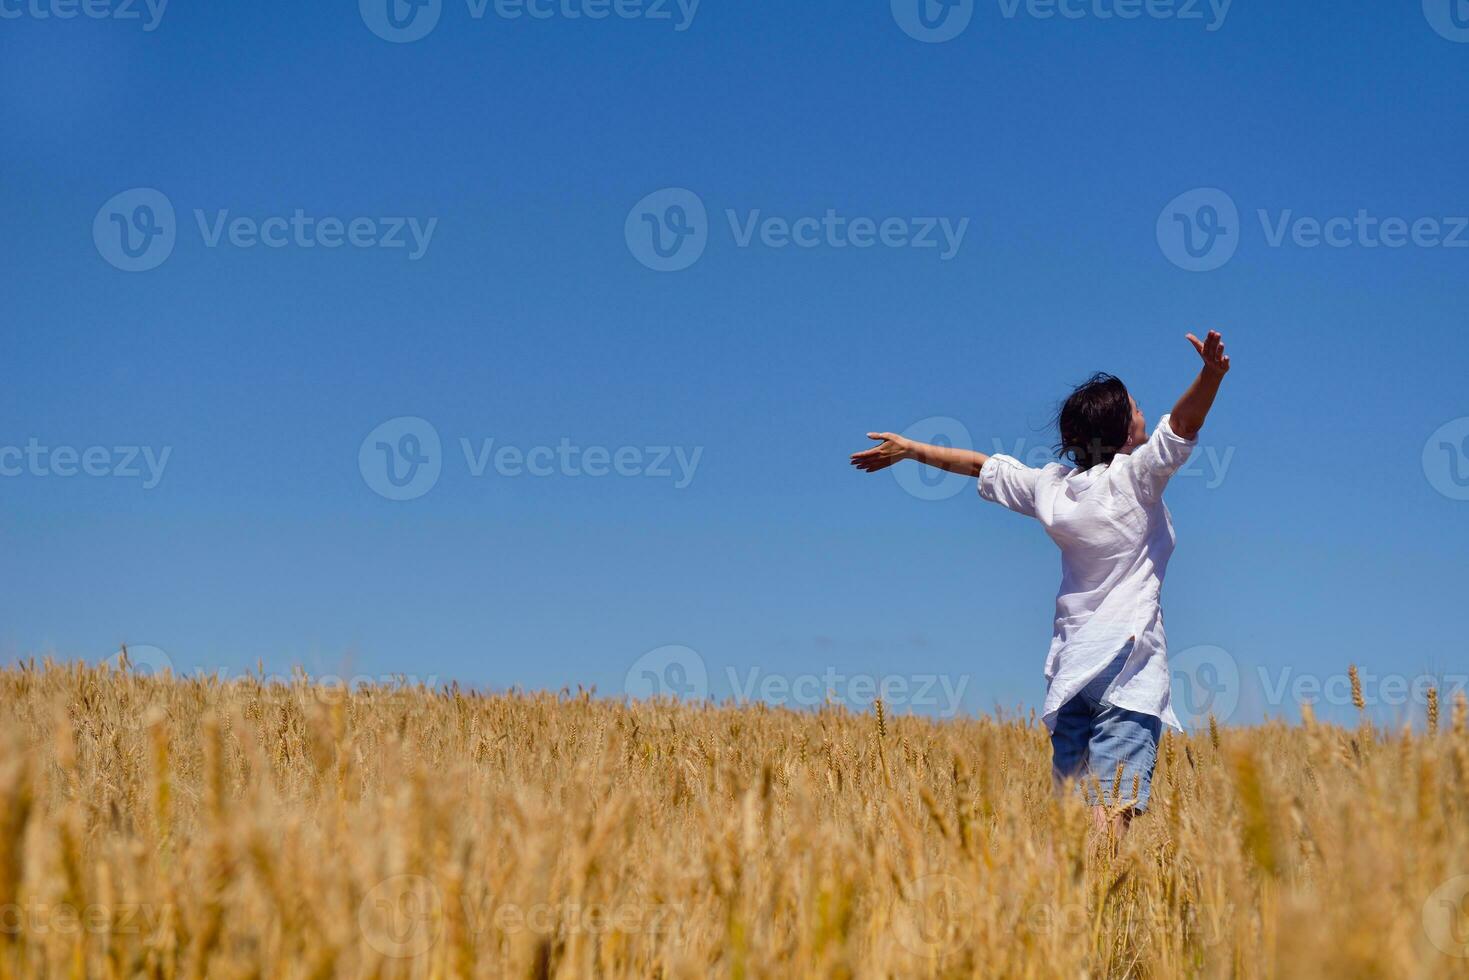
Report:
850,331,1231,826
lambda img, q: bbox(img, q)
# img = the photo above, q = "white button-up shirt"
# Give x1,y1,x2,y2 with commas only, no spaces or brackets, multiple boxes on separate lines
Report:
977,414,1197,732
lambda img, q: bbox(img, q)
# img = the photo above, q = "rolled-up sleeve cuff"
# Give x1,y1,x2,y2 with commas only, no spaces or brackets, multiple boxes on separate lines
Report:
976,454,1011,504
1153,413,1198,460
977,454,1040,517
1157,413,1197,444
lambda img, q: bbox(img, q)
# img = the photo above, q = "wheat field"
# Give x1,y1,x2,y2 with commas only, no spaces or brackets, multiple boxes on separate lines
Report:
1,657,1466,979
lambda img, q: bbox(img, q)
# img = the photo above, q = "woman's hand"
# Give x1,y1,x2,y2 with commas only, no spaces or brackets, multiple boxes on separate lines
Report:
1186,330,1230,377
851,432,989,477
850,432,912,473
1170,329,1231,439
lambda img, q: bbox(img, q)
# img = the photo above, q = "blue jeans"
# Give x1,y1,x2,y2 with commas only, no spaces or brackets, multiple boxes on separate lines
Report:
1050,645,1163,813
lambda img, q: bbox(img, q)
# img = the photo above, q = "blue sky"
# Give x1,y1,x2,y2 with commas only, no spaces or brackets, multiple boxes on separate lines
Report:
3,0,1467,728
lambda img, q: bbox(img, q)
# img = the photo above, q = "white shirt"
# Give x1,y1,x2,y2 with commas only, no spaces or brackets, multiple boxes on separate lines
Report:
977,414,1197,732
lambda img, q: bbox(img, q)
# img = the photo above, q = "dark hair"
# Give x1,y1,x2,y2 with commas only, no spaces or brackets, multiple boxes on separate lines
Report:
1054,373,1132,471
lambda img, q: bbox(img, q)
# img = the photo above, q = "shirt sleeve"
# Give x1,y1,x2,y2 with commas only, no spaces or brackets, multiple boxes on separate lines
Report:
1124,413,1197,502
977,454,1042,518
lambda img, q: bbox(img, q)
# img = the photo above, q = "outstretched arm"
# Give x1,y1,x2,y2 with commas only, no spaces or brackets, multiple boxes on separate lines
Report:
849,433,989,476
1168,330,1231,440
